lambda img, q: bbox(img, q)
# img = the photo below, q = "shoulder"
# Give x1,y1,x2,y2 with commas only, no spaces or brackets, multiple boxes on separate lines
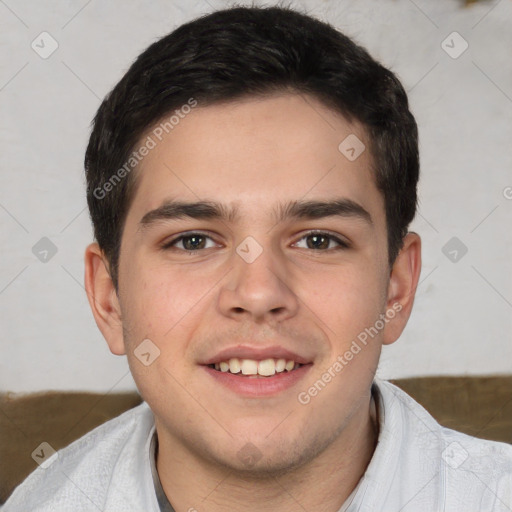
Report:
374,378,512,509
439,425,512,508
3,401,155,512
375,377,512,464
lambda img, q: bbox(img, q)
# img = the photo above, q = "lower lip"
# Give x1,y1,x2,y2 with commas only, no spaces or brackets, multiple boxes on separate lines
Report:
202,364,313,397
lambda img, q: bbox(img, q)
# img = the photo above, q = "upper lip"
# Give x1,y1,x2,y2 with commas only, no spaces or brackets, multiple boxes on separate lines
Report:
200,345,313,366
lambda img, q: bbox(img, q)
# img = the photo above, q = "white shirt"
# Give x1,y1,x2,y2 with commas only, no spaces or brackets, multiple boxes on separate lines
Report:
3,378,511,511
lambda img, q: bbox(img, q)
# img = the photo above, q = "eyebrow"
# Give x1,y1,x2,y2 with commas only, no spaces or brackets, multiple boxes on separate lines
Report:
138,198,373,230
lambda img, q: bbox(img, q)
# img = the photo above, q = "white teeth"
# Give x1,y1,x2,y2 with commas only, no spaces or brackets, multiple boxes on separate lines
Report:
228,358,241,374
213,357,301,376
241,359,258,375
258,358,276,376
285,360,295,371
275,358,286,372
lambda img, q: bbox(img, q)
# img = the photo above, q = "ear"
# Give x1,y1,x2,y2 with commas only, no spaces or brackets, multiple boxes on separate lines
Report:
382,232,422,346
84,242,125,355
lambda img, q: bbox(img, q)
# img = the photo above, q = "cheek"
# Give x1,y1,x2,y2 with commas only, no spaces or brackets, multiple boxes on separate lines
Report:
120,264,220,374
122,268,197,332
121,270,200,397
303,265,384,332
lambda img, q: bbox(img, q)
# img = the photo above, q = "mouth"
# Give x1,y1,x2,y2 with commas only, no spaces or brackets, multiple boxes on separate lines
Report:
202,356,313,397
206,357,304,378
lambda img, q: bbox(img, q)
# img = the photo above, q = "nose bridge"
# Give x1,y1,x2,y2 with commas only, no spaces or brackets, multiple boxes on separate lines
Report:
218,235,298,320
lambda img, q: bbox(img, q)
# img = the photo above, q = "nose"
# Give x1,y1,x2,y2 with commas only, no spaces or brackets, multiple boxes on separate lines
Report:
217,241,299,323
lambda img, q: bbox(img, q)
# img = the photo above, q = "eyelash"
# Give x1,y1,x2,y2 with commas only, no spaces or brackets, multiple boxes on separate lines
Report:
160,230,350,252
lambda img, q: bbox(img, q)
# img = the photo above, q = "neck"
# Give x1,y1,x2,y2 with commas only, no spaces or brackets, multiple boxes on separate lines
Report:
156,392,379,512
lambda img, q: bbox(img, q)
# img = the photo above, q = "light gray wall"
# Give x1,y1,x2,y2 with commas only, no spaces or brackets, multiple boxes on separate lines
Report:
1,0,511,392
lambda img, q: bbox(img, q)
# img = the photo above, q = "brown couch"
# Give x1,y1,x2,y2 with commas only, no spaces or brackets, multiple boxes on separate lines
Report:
1,376,511,504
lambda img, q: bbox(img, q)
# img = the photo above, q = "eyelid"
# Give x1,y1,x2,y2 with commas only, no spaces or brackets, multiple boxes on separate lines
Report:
294,229,350,249
160,230,220,250
161,229,350,251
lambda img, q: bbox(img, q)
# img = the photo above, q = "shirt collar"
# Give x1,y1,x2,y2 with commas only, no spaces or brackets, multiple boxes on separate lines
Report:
149,430,176,512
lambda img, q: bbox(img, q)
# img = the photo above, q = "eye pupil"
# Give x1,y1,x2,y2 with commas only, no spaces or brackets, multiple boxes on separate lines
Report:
307,234,329,250
183,235,205,250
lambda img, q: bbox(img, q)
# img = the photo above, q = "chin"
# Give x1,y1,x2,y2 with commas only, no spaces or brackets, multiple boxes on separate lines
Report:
203,429,326,477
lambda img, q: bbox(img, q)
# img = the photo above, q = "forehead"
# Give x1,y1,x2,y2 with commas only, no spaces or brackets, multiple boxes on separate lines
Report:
125,93,384,227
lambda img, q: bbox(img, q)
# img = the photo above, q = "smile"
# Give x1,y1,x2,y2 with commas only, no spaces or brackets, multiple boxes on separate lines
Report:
208,357,302,377
203,359,313,397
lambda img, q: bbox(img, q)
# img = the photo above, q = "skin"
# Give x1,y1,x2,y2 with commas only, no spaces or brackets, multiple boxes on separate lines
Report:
85,92,421,512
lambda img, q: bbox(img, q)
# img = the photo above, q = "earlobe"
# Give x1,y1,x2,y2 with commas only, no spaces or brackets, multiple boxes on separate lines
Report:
382,232,422,346
84,243,126,355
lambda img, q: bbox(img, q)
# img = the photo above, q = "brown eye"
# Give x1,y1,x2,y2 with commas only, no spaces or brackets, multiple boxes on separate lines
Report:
294,231,349,251
162,232,216,251
181,235,207,250
306,233,330,250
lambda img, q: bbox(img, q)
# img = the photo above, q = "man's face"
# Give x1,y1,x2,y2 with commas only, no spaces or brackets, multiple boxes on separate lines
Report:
114,93,398,472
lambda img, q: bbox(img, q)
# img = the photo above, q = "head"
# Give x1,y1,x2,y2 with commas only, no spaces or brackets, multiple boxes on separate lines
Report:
84,5,421,475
